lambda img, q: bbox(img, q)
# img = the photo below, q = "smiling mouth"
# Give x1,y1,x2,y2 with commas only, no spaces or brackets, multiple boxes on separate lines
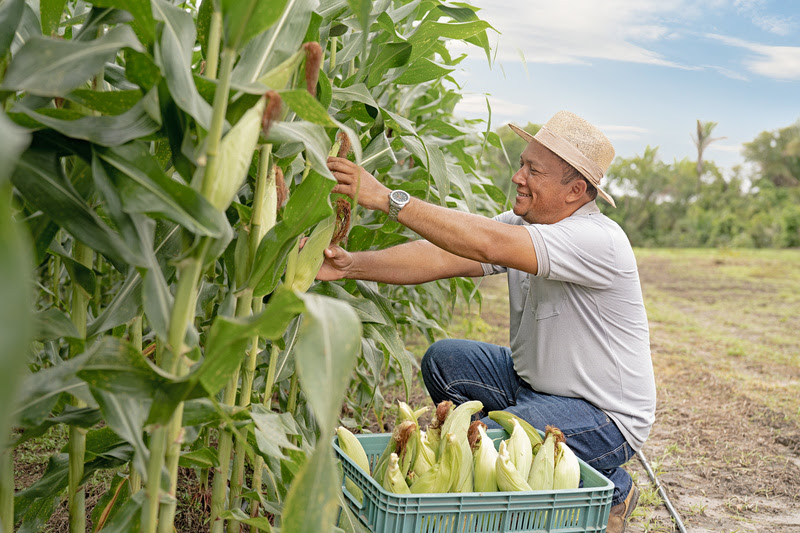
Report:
517,193,531,198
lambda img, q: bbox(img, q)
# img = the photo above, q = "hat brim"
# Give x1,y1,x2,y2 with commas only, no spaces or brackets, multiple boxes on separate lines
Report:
508,123,616,208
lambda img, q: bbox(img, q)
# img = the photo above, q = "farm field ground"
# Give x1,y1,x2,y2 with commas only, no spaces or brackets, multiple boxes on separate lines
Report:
430,248,800,533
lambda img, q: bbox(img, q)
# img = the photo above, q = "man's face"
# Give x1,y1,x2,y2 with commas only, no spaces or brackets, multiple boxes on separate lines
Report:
511,140,572,224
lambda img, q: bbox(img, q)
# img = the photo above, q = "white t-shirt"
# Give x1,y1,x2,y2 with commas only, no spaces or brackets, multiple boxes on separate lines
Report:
481,201,656,450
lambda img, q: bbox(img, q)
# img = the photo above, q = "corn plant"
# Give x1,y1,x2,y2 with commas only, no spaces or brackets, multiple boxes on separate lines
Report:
0,0,501,531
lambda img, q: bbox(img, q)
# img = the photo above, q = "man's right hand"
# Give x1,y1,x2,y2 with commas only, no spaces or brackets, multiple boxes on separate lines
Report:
316,244,354,281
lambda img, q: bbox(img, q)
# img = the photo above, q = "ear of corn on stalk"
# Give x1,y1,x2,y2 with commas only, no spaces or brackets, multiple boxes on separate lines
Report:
553,441,580,490
259,49,305,90
473,424,498,492
496,440,532,492
382,453,411,494
208,96,267,212
528,427,556,490
336,426,370,503
488,410,544,453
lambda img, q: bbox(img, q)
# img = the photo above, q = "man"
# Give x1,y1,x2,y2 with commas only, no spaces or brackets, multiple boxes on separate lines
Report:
321,110,656,533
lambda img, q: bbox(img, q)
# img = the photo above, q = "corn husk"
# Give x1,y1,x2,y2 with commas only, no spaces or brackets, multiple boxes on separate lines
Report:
528,428,556,490
409,462,441,493
437,400,481,493
488,411,544,454
382,453,411,494
496,441,532,492
553,441,580,490
473,424,498,492
438,432,463,493
337,426,370,503
412,430,436,479
506,418,533,481
372,420,416,483
208,97,267,212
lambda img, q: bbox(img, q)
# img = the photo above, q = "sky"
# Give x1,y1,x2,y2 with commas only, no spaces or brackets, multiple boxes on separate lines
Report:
449,0,800,175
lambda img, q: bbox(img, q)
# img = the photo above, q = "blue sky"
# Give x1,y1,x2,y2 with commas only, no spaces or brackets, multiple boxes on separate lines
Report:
449,0,800,175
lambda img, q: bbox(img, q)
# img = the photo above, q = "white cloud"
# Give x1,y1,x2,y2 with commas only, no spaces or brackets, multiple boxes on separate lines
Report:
709,142,744,154
464,0,697,68
734,0,796,35
597,124,649,141
455,94,530,118
707,33,800,80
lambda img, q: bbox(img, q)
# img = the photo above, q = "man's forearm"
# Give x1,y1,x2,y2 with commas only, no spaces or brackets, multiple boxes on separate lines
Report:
347,240,483,284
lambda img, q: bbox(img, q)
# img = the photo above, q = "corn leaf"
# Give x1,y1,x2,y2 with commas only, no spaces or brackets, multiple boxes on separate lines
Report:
11,147,145,270
39,0,66,36
294,293,361,427
95,143,229,238
221,0,289,50
90,389,151,481
89,0,156,44
194,288,305,395
1,24,143,96
367,42,412,87
407,20,490,62
0,0,24,58
14,88,161,147
151,0,213,129
280,440,339,533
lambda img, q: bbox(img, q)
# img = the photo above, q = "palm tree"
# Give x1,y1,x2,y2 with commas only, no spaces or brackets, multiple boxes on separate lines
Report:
692,120,725,193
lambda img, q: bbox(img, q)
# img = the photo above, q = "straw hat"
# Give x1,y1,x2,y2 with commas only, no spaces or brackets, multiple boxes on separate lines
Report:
509,111,616,207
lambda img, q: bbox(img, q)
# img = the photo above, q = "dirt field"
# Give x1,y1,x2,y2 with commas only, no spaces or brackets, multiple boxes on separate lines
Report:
442,248,800,532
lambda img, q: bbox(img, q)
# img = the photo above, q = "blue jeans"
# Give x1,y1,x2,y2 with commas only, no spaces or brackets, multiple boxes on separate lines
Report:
421,339,634,506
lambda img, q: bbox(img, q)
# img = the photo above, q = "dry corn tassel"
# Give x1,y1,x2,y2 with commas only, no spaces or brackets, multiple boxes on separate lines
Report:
506,418,534,481
336,426,370,503
382,453,411,494
496,441,532,492
426,400,453,458
553,441,580,490
372,420,416,484
528,427,557,490
488,411,544,454
472,423,498,493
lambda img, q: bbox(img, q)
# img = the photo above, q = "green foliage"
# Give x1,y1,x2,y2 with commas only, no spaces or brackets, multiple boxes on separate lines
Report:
2,0,501,530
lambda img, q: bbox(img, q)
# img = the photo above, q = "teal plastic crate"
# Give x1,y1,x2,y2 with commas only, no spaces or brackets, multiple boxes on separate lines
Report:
333,429,614,533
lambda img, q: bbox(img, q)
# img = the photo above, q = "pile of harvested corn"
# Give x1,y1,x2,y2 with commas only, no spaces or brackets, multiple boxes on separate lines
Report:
337,400,580,498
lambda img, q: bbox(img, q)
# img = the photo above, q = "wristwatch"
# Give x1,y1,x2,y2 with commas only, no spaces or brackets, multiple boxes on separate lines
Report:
387,189,411,222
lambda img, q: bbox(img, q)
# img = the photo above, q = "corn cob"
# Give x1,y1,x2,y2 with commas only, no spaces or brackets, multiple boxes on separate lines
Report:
553,440,580,490
488,410,544,453
372,420,416,484
437,400,482,493
472,423,498,492
336,426,370,503
528,426,557,490
208,96,266,212
496,441,532,492
382,453,411,494
506,418,534,481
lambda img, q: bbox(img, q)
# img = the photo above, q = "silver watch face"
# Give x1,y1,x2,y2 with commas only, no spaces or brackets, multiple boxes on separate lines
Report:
390,190,411,204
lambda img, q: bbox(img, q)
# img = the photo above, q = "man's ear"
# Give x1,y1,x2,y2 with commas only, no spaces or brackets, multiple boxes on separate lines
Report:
565,178,588,203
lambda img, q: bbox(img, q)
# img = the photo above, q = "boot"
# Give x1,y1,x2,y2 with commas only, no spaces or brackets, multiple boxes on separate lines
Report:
606,484,639,533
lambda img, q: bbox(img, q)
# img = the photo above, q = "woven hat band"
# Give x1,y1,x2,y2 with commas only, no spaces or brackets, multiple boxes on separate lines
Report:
533,126,605,188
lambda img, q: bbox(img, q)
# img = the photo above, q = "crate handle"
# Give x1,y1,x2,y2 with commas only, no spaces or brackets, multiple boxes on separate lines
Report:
341,479,364,511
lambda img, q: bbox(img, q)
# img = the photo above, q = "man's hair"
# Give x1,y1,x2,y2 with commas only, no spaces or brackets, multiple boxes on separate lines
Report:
560,161,598,200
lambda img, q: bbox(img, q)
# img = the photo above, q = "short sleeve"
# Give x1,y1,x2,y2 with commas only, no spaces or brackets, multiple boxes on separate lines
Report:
532,216,618,288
